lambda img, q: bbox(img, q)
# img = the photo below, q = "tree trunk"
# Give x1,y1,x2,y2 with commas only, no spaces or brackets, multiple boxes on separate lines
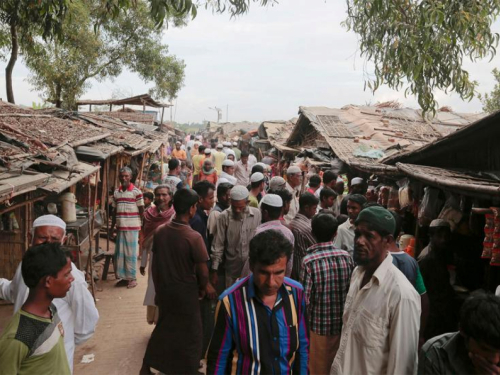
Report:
55,83,62,108
5,23,18,104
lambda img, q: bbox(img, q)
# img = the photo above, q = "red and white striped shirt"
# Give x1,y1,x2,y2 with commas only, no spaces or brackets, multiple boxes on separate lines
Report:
112,184,144,231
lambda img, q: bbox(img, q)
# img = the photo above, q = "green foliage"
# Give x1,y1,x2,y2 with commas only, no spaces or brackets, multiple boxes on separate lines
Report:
23,1,186,109
344,0,500,115
479,68,500,113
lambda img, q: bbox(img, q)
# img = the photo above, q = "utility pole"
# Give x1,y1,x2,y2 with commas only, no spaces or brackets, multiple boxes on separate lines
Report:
226,104,229,122
209,107,222,123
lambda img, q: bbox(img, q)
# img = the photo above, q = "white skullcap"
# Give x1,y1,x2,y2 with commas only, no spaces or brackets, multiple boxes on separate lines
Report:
250,172,264,183
230,185,249,201
204,148,211,154
33,214,66,231
337,176,344,183
269,176,286,190
232,142,237,146
255,162,268,170
222,159,235,167
227,150,236,157
217,144,223,149
351,177,364,186
175,141,181,145
260,194,283,208
430,219,450,228
218,177,231,185
196,135,202,139
223,141,231,146
287,165,301,175
195,141,201,146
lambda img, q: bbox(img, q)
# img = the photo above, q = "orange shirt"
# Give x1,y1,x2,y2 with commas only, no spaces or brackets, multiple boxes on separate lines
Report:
171,149,187,160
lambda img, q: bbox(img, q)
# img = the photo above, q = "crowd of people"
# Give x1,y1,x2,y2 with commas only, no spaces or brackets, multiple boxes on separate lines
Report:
0,133,499,375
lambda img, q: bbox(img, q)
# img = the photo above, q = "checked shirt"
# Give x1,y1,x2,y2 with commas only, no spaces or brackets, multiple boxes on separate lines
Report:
300,241,354,335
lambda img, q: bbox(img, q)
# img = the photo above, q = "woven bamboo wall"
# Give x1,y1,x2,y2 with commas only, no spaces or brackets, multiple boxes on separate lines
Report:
0,206,27,279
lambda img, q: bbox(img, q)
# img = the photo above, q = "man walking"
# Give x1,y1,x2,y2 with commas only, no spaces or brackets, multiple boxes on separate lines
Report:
301,214,354,374
331,206,420,375
141,189,209,375
334,194,366,255
171,141,187,161
211,185,261,288
213,144,226,176
162,158,184,193
206,230,308,374
289,192,318,280
0,215,99,373
140,185,175,325
111,167,144,289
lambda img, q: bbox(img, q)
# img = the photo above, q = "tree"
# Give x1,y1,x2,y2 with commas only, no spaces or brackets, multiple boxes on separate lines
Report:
0,0,68,103
344,0,500,115
479,68,500,113
23,1,186,109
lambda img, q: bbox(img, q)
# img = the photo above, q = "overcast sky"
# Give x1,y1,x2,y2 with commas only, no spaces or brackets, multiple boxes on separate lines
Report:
1,1,499,123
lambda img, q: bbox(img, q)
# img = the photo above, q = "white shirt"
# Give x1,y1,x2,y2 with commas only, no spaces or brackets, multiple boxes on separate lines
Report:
0,262,99,373
334,220,355,255
331,253,420,375
284,182,300,225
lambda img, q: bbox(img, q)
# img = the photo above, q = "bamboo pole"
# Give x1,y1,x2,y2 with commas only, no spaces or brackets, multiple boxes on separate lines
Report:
86,173,96,302
106,161,110,255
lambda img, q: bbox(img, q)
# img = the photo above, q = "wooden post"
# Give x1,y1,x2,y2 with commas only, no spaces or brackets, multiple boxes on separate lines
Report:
86,173,96,302
137,152,147,189
106,161,110,254
160,146,165,181
109,104,112,112
161,107,165,125
89,104,92,112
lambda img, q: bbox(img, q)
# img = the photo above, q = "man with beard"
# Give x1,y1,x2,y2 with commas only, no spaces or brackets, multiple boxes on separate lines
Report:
331,206,420,375
334,194,367,256
210,185,261,288
111,167,144,289
284,166,302,224
140,185,175,325
141,189,209,375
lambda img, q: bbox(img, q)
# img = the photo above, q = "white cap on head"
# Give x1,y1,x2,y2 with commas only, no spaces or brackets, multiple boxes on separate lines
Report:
250,172,265,183
232,142,237,146
230,185,249,201
255,162,268,170
33,214,66,231
204,148,211,154
223,141,231,147
195,141,201,146
430,219,450,228
218,177,231,185
175,141,181,145
269,176,286,190
287,165,301,175
222,159,235,167
217,144,223,149
260,194,283,208
351,177,364,186
227,150,236,157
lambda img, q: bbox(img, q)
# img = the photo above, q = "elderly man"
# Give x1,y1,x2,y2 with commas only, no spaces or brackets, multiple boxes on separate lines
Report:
140,185,175,325
211,185,261,288
207,230,308,374
289,192,319,280
331,206,421,375
284,165,302,224
0,214,99,373
111,166,145,289
234,150,250,186
334,194,367,256
219,159,237,186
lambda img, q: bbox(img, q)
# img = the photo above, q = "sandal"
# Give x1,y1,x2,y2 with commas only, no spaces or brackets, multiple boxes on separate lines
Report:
127,280,138,289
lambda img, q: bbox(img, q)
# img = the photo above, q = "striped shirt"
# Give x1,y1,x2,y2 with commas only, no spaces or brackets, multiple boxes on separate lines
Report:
112,184,144,231
289,213,316,280
300,242,354,335
206,275,309,374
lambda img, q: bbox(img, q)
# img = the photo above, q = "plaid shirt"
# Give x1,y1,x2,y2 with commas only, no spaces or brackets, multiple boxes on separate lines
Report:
300,241,354,335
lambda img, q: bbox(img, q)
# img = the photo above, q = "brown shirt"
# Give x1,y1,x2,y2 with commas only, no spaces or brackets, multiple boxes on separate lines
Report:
151,220,208,306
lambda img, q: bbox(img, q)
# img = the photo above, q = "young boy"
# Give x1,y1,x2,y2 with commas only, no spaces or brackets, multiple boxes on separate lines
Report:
0,243,74,375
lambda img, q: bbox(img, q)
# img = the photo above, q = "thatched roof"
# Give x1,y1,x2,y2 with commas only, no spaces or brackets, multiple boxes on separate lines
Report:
76,93,172,108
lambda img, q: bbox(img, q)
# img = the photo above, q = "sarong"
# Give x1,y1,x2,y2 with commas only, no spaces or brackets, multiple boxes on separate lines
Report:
114,230,139,280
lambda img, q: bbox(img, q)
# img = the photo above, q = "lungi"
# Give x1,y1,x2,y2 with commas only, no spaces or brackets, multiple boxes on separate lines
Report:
309,330,340,375
114,230,139,280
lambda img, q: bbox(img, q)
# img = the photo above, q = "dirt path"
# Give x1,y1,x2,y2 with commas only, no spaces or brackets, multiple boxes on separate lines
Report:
74,270,153,375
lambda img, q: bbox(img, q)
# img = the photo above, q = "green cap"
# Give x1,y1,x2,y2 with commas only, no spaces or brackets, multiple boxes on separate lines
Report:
355,206,396,236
